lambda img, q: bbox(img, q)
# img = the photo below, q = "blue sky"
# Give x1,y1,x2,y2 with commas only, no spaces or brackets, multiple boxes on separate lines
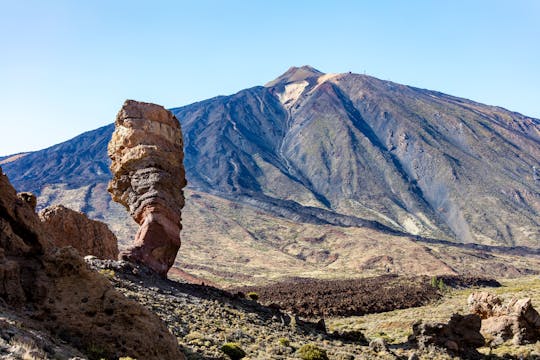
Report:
1,0,539,156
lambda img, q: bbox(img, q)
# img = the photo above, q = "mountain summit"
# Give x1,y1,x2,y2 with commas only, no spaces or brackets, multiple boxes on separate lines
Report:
264,65,324,87
2,67,539,282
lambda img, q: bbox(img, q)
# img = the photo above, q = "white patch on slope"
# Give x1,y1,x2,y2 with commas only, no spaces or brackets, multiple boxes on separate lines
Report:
316,73,339,85
277,81,308,109
304,73,340,97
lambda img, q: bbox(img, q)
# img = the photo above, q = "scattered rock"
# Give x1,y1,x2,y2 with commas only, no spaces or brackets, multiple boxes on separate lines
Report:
409,313,484,357
469,291,540,345
316,318,327,333
0,166,184,359
39,204,119,260
331,329,368,345
235,275,442,318
369,337,388,353
108,99,187,276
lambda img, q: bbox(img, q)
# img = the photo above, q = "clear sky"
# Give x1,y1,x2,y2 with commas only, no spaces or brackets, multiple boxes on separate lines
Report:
1,0,539,156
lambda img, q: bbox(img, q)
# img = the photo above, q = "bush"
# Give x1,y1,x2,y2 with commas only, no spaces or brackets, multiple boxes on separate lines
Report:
246,292,259,301
220,342,246,360
278,337,290,347
297,344,329,360
437,278,447,292
98,268,115,278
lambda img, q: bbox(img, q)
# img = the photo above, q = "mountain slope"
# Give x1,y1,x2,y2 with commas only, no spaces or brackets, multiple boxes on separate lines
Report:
169,66,539,245
2,66,539,283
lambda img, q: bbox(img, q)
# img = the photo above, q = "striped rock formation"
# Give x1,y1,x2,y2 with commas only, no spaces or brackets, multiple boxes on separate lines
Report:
108,100,186,277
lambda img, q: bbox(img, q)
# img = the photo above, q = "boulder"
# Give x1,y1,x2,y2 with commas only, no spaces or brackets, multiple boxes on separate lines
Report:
0,166,184,360
108,100,186,276
410,313,484,357
467,291,502,319
39,204,119,260
469,291,540,345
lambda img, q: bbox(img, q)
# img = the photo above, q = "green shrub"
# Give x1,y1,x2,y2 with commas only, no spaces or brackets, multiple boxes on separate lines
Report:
85,343,107,360
220,342,246,360
297,344,329,360
98,268,115,278
278,337,290,347
437,278,447,292
246,292,259,301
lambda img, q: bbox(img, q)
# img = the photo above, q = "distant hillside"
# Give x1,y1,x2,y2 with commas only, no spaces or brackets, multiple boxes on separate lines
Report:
2,66,540,283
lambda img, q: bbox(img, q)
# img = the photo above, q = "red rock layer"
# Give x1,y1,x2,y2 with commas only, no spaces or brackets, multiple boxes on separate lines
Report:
108,100,186,276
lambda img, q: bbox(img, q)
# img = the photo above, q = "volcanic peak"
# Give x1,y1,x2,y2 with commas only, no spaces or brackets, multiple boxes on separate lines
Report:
265,65,324,87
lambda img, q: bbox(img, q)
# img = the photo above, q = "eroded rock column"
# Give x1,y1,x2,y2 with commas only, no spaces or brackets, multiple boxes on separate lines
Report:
108,100,186,276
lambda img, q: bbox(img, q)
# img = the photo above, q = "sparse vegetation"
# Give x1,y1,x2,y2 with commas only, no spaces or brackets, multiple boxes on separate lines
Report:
86,258,540,360
85,343,107,360
430,275,438,288
430,276,448,292
278,337,290,347
437,278,447,292
297,343,329,360
98,268,115,278
220,342,246,360
246,291,259,301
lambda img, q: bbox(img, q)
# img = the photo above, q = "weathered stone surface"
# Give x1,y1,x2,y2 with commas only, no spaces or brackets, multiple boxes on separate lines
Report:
467,291,503,319
0,166,184,359
409,313,484,357
108,99,186,276
469,291,540,345
39,204,119,260
17,192,37,210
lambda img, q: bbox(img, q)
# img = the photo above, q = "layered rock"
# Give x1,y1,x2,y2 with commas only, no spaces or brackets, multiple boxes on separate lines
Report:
468,291,540,345
39,204,119,260
108,99,186,276
0,166,184,360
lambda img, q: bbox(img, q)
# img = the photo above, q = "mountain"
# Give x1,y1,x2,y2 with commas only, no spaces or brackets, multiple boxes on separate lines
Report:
2,66,540,283
174,65,539,246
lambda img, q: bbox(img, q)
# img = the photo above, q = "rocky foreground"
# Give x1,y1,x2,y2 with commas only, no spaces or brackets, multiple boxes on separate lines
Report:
4,249,538,359
0,167,184,360
86,258,481,360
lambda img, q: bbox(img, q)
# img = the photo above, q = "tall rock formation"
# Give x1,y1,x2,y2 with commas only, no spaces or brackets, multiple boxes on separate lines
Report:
39,204,119,260
0,166,184,359
108,100,187,276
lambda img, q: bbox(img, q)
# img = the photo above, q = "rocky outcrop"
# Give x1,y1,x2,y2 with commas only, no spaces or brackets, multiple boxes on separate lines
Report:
0,166,184,360
39,204,119,260
17,191,37,209
108,99,186,276
468,291,540,345
409,314,484,357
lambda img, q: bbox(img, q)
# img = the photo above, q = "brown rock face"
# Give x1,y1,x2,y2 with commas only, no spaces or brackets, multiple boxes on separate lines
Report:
469,292,540,345
17,191,37,209
410,313,484,357
108,100,186,276
0,166,184,360
39,204,119,260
